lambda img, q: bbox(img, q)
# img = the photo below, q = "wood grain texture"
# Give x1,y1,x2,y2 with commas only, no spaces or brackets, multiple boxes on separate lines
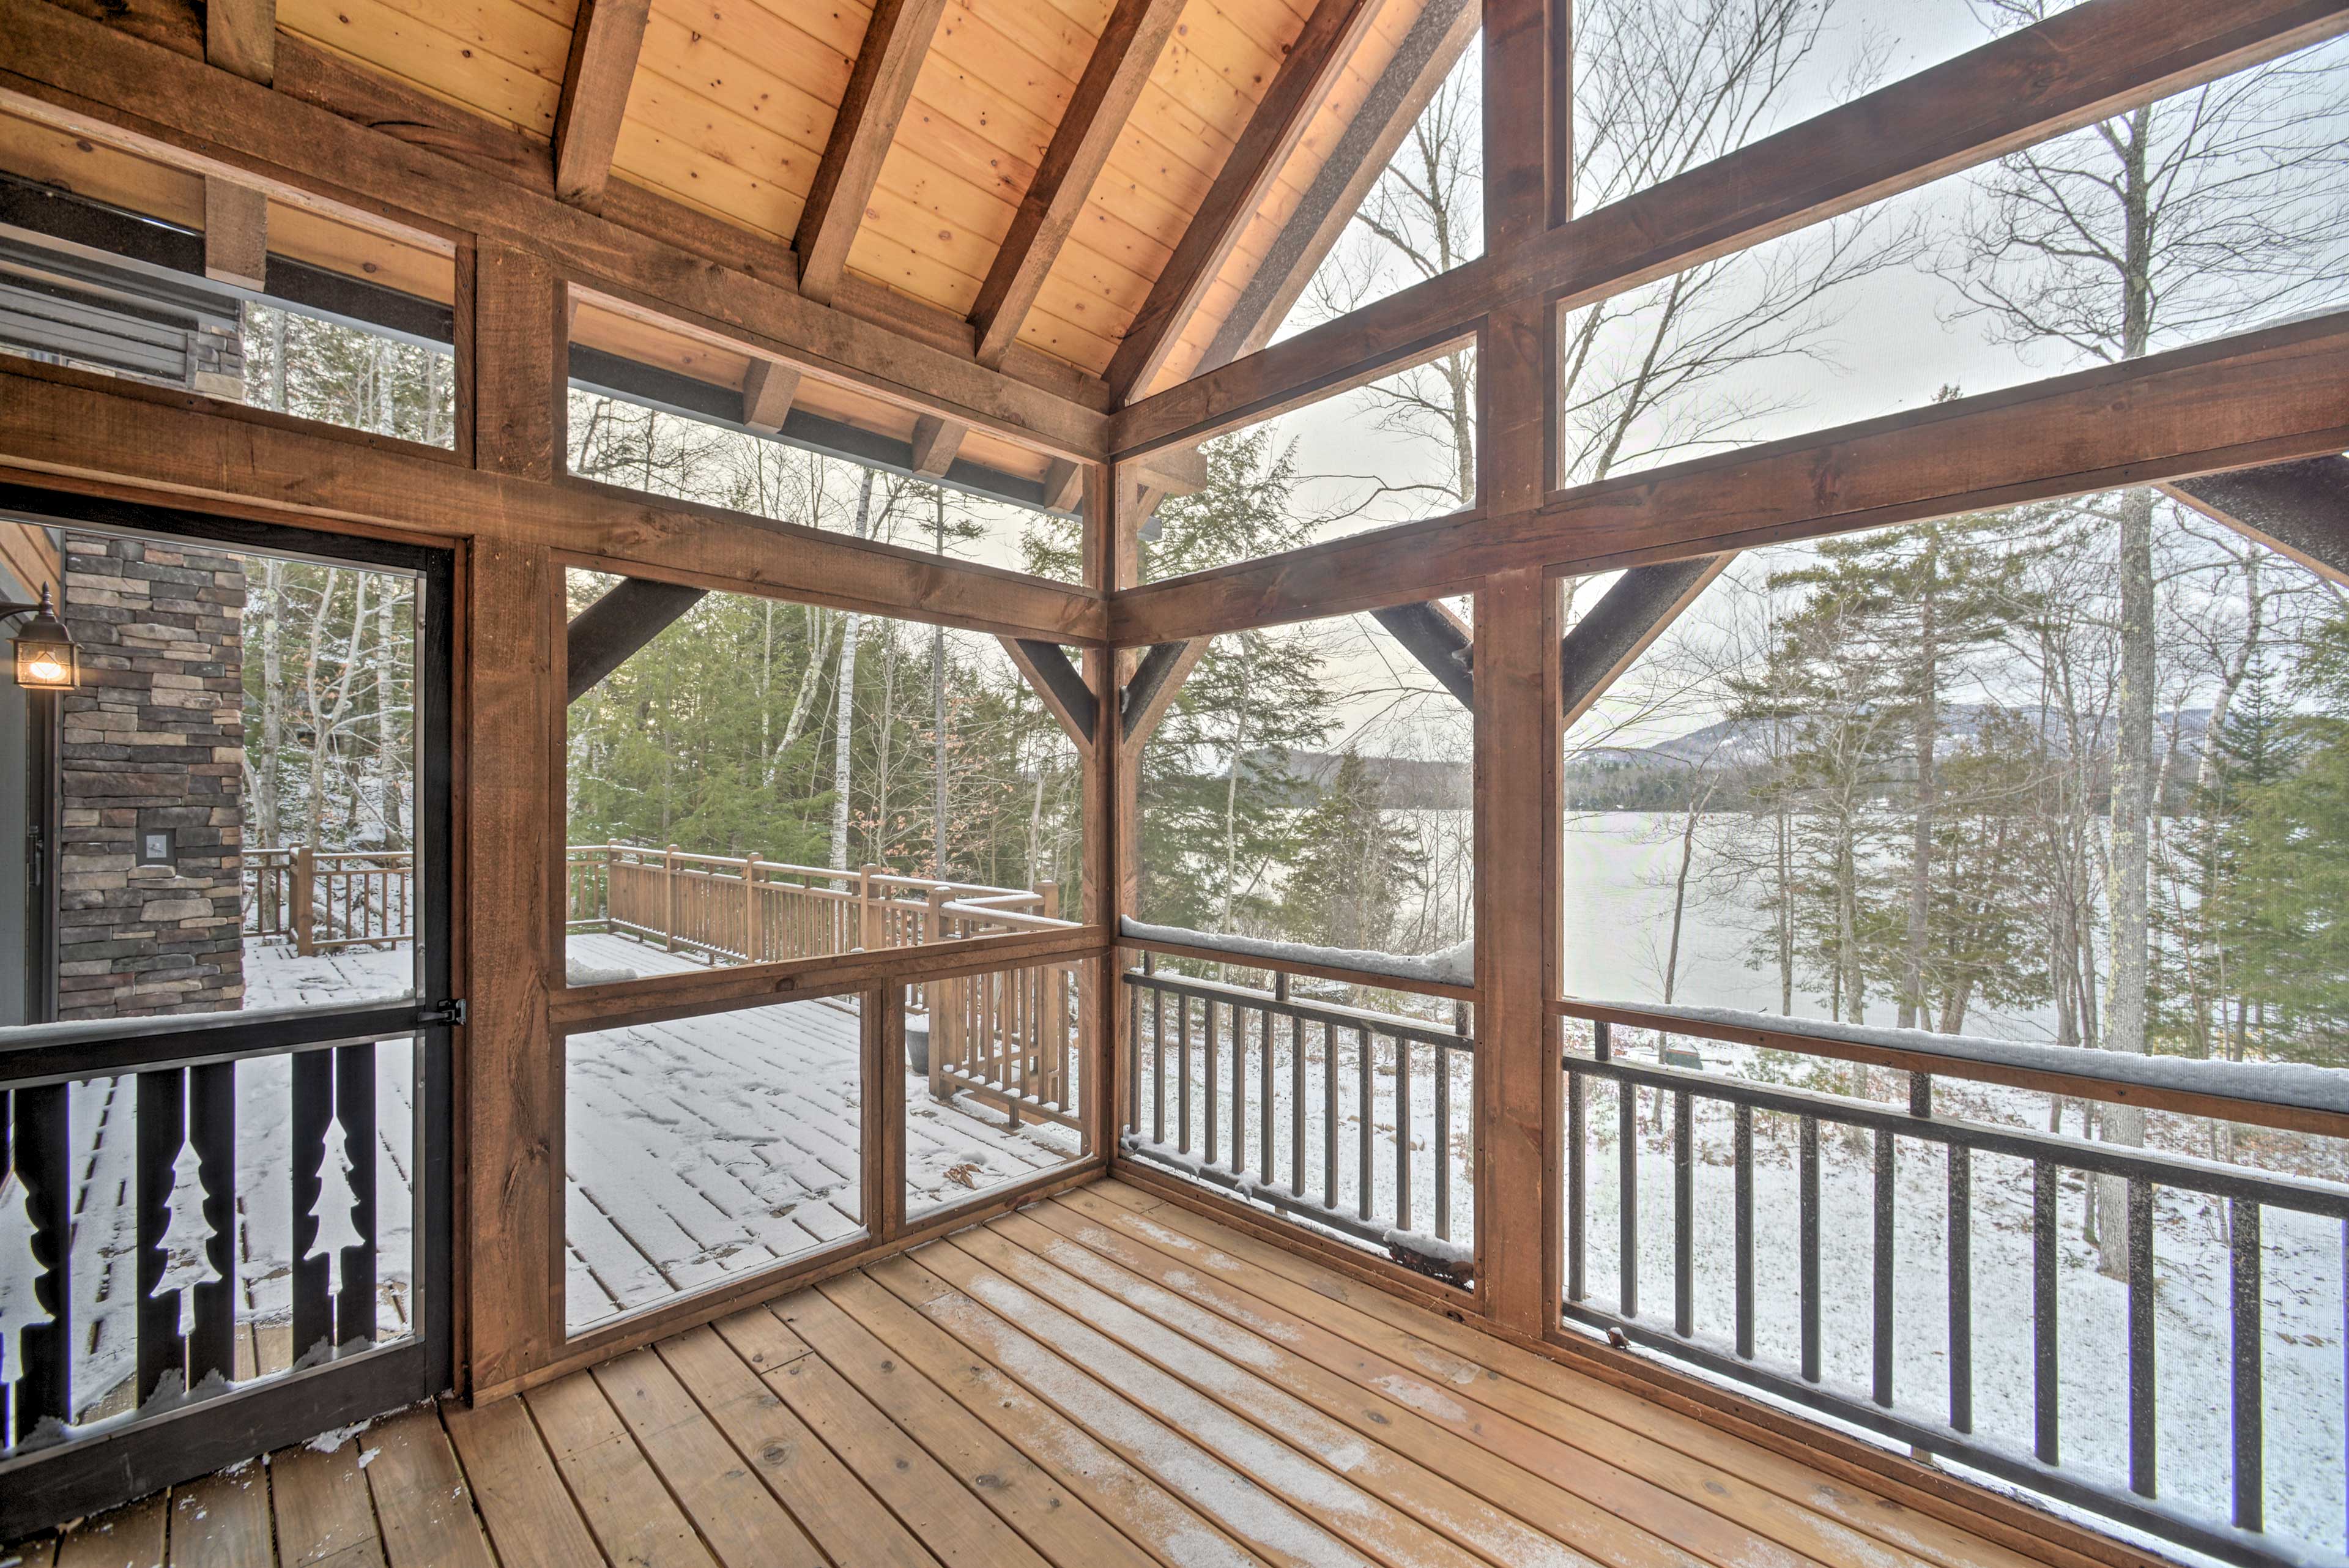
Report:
440,1397,613,1568
970,0,1186,367
166,1470,272,1568
362,1407,500,1568
1112,0,2349,455
741,359,803,433
1104,0,1381,402
269,1442,388,1567
1110,309,2349,644
205,0,275,81
552,0,650,208
794,0,951,303
201,176,269,289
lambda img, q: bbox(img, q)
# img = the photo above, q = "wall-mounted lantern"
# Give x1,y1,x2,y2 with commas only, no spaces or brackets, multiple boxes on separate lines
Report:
4,587,78,690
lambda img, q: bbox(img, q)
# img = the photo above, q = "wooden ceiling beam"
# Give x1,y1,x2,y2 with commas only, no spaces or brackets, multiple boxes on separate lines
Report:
552,0,650,210
0,0,1109,460
567,576,708,701
1001,638,1099,749
1113,0,2349,455
1109,310,2349,645
1557,557,1732,729
1103,0,1383,405
1368,598,1474,707
1119,638,1204,749
202,176,268,290
0,357,1110,645
910,415,968,478
740,359,802,434
970,0,1186,369
794,0,952,306
2165,455,2349,587
206,0,273,83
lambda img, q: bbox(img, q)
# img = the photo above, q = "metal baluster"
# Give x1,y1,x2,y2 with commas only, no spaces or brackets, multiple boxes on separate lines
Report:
1672,1089,1693,1338
1176,995,1192,1156
1734,1102,1753,1359
2033,1159,2060,1465
12,1083,69,1443
1800,1114,1819,1383
1126,979,1141,1137
135,1069,187,1408
1949,1143,1972,1434
1358,1024,1374,1224
2128,1176,2156,1498
1396,1035,1412,1235
2229,1198,2261,1533
1323,1020,1337,1210
336,1041,379,1353
1873,1128,1894,1407
1151,986,1165,1145
1567,1063,1586,1304
1290,1011,1305,1195
1620,1063,1639,1318
1204,1001,1219,1168
1435,1038,1453,1243
187,1061,237,1392
1260,1004,1275,1181
292,1048,335,1363
1230,1000,1246,1176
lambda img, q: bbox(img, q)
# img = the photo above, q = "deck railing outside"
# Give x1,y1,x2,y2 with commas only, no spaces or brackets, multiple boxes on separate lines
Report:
1120,956,1477,1285
1557,999,2349,1568
243,847,412,954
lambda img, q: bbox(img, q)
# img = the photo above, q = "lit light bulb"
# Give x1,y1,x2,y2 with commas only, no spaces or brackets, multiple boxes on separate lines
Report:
25,653,64,684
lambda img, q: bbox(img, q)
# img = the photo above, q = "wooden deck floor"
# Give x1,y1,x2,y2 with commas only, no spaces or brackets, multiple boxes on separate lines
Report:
9,1178,2057,1568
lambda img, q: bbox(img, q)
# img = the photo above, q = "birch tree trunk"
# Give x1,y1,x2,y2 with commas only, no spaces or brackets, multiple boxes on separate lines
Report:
829,469,878,873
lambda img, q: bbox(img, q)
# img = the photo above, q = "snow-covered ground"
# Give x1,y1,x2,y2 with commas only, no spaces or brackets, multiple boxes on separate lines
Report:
21,931,1082,1427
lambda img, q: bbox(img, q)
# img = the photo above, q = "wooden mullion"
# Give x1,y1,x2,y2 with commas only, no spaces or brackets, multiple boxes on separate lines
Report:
1111,0,2349,457
1107,309,2349,644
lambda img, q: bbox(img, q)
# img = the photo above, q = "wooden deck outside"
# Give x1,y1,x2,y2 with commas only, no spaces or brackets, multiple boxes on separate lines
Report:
8,1178,2065,1568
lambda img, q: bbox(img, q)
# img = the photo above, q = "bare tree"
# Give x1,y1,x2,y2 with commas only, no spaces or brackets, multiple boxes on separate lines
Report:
1938,2,2349,1273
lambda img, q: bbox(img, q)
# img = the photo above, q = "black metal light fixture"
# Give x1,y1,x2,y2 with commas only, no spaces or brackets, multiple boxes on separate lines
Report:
3,586,77,690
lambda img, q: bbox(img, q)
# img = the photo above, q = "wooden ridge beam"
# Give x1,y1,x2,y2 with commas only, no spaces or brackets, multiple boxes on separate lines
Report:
0,0,1109,460
552,0,651,210
1112,0,2349,456
1557,557,1731,728
0,357,1110,645
1109,309,2349,644
970,0,1186,368
2165,455,2349,586
567,576,708,701
1103,0,1383,404
795,0,951,305
1368,598,1474,707
1001,637,1099,749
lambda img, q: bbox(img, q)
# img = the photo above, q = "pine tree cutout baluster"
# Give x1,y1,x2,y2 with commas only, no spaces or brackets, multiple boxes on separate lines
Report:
0,1163,53,1391
152,1139,223,1340
306,1110,363,1284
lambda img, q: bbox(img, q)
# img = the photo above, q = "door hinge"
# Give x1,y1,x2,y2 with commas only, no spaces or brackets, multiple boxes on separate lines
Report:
419,997,468,1028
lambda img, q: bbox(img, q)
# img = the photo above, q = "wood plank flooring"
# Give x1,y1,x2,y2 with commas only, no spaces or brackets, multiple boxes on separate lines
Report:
10,1177,2058,1568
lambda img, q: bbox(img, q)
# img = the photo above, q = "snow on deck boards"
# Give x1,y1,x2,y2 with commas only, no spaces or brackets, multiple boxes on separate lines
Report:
48,935,1081,1402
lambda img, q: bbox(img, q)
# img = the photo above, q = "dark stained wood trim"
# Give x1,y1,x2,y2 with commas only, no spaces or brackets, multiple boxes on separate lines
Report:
0,0,1110,458
1102,0,1384,403
1002,637,1100,749
1110,310,2349,644
2165,454,2349,586
1367,599,1474,706
970,0,1186,368
1117,638,1200,746
552,0,650,210
793,0,952,305
1556,555,1731,726
1113,0,2349,456
565,576,707,702
0,358,1111,644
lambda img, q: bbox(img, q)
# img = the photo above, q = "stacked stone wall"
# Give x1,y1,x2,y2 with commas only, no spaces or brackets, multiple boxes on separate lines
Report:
56,533,247,1018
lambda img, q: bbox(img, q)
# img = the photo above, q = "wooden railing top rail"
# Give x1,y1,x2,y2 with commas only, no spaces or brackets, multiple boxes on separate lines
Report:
1556,996,2349,1142
576,843,1048,905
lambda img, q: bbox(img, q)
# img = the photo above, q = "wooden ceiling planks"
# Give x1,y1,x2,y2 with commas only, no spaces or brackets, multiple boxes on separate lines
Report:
276,0,576,141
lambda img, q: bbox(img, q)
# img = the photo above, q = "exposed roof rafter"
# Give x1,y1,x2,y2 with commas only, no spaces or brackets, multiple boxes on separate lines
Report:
2165,455,2349,586
1558,557,1732,727
1002,638,1100,748
795,0,952,305
566,576,709,702
970,0,1187,369
1369,599,1475,707
552,0,651,210
1104,0,1383,404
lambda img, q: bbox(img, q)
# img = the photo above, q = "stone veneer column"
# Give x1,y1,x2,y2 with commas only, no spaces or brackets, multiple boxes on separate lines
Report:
56,533,248,1019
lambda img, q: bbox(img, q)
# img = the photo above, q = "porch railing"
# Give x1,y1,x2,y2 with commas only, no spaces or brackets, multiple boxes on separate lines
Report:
243,847,412,954
928,959,1086,1133
1120,957,1477,1285
1557,998,2349,1568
